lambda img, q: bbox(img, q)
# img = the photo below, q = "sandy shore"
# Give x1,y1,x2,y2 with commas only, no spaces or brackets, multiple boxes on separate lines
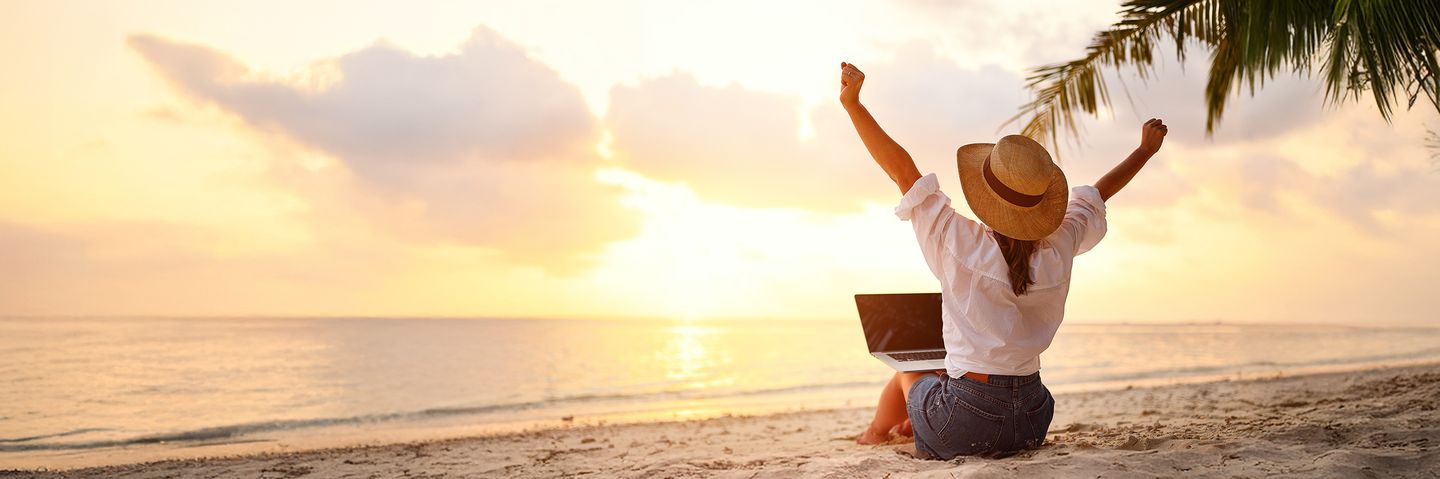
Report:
6,363,1437,478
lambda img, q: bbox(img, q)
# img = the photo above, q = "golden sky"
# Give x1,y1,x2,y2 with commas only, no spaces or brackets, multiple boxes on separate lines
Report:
3,1,1438,324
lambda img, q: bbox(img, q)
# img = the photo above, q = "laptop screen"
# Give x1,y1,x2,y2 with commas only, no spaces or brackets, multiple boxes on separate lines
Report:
854,293,944,353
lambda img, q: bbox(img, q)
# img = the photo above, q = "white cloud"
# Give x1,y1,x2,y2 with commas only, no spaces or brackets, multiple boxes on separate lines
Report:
128,27,641,271
604,41,1032,211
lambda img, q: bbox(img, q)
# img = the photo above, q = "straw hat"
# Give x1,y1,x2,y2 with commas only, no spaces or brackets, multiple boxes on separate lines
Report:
956,135,1068,241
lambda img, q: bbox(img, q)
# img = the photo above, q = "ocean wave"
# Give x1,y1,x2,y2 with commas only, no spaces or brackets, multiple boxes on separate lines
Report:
0,380,881,452
0,428,110,444
1047,347,1440,385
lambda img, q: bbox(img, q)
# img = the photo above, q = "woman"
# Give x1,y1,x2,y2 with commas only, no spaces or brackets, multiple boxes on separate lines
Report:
838,62,1167,459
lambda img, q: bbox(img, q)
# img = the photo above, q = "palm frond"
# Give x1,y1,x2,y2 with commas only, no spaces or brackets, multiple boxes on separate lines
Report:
1203,1,1330,131
1323,0,1440,121
1003,0,1218,153
1012,0,1440,155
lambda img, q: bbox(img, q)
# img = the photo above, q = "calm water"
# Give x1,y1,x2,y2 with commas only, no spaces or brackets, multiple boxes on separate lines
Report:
3,317,1439,467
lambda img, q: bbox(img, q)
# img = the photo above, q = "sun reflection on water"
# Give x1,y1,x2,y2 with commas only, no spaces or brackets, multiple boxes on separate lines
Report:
658,324,735,389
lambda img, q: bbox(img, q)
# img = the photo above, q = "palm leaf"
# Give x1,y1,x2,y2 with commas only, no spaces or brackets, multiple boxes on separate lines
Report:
1012,0,1440,154
1324,0,1440,120
1003,0,1218,154
1204,1,1331,131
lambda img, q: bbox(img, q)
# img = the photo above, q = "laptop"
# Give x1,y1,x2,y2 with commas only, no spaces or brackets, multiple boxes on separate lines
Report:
855,293,947,372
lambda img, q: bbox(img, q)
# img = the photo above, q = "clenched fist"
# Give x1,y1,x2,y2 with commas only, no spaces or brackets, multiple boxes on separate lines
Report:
839,62,865,107
1139,118,1168,154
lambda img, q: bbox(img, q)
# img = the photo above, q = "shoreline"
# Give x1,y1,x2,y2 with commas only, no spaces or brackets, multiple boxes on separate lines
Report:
6,361,1438,478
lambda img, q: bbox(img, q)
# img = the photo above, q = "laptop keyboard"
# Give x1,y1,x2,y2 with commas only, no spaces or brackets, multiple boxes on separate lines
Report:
887,351,945,362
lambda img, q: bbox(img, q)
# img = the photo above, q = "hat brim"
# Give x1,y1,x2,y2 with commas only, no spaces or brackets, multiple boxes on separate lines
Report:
956,143,1069,241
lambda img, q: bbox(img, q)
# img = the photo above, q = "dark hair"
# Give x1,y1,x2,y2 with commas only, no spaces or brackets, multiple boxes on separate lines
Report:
992,232,1037,295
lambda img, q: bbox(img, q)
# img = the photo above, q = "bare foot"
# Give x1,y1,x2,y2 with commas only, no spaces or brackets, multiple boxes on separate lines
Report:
895,419,914,437
855,426,890,445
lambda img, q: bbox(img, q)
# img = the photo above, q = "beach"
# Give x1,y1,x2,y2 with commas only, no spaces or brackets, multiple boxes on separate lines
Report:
8,1,1440,478
9,362,1436,478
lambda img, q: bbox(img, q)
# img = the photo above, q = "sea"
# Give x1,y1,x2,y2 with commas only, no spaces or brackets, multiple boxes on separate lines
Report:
3,317,1439,468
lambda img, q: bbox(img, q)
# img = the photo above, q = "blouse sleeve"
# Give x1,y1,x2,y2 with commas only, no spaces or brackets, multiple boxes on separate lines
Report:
1053,185,1108,255
895,173,986,280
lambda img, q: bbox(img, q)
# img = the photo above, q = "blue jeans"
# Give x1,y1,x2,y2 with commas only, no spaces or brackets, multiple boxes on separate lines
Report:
905,372,1054,459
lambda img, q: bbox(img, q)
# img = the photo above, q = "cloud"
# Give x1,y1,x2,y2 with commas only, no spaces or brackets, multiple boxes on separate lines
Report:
128,28,595,171
598,38,1210,215
605,71,875,211
818,42,1029,168
1001,40,1380,219
894,0,1121,69
1090,41,1330,146
604,41,1031,211
1177,148,1440,232
128,27,640,271
1084,49,1440,234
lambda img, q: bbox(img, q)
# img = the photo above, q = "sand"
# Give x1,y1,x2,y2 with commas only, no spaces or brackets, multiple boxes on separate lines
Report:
6,363,1437,478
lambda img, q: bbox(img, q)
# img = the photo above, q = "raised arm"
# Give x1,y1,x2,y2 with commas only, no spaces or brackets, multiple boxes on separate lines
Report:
839,62,922,194
1095,119,1168,202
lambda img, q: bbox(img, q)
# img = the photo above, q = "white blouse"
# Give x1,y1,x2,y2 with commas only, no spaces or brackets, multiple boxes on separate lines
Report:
895,173,1108,377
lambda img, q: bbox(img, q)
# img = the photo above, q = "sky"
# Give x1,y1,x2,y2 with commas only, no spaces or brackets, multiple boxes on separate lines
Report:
2,1,1438,324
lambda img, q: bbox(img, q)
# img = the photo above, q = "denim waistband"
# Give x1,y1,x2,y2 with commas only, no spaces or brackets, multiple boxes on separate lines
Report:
961,371,1041,387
